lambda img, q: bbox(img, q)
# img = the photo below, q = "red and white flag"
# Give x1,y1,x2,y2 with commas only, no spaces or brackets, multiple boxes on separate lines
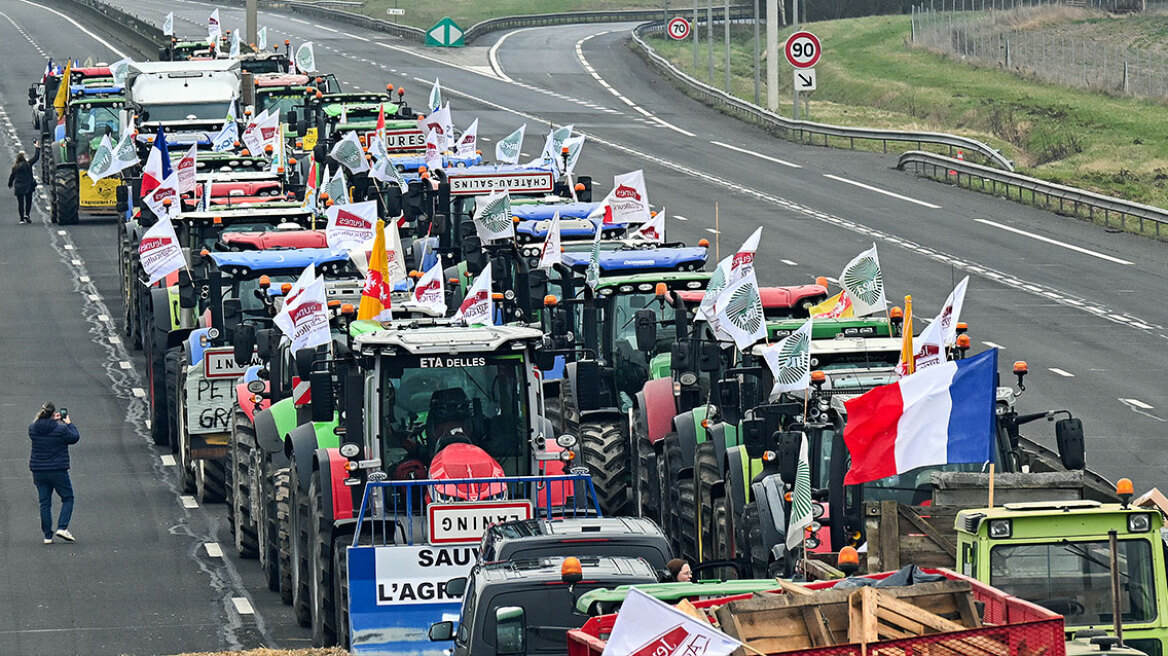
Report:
142,170,180,219
602,588,741,656
424,128,443,172
138,217,186,285
176,144,198,195
729,226,762,283
418,103,452,151
453,262,493,327
900,276,970,375
242,107,281,157
325,200,378,253
274,273,330,353
455,118,478,159
410,262,446,316
537,212,562,269
140,133,168,200
631,210,665,243
608,170,651,224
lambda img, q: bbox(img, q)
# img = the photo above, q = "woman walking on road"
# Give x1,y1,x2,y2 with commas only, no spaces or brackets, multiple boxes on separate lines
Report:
29,402,79,544
7,142,41,224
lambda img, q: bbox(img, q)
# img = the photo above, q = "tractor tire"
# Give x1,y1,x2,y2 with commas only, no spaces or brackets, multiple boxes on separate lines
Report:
635,434,659,522
256,453,280,591
543,394,563,435
580,419,631,516
174,352,196,494
151,335,175,448
196,459,227,504
334,532,372,650
677,475,697,562
712,494,732,562
309,471,336,646
275,467,293,604
231,408,259,559
743,502,767,578
662,434,684,552
54,169,79,226
290,461,312,626
694,442,720,561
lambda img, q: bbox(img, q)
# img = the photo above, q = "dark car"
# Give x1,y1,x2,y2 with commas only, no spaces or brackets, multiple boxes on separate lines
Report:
429,555,659,656
478,516,672,570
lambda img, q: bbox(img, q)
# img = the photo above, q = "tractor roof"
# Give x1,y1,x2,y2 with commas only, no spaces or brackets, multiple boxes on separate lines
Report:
209,248,352,275
768,316,894,339
561,247,707,274
596,271,710,290
353,322,544,355
673,285,826,309
513,202,601,221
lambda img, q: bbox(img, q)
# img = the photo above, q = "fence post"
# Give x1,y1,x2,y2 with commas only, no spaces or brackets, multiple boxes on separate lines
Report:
1124,59,1130,94
1005,36,1011,68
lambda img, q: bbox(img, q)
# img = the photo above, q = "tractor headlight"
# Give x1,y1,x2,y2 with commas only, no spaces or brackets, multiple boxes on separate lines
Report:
988,519,1012,539
339,443,361,458
1129,513,1151,533
247,380,266,394
811,502,825,519
555,434,578,449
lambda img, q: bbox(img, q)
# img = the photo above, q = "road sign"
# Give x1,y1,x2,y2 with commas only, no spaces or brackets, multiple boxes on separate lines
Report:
428,501,534,544
425,16,465,48
785,31,821,69
794,67,817,91
386,7,405,15
667,17,691,40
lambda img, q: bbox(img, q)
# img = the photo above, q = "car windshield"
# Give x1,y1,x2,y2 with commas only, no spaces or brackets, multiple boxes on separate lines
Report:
144,101,232,122
73,105,121,169
380,355,530,478
991,539,1157,626
482,585,614,654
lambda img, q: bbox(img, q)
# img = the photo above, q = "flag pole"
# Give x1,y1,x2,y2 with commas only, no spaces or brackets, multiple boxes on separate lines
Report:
987,462,996,508
714,202,720,261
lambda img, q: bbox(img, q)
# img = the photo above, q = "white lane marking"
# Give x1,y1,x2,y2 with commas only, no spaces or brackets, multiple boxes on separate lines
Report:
205,542,224,558
131,387,146,398
1122,398,1154,409
289,17,311,25
97,314,109,322
181,496,199,509
711,141,801,168
341,32,369,42
983,341,1004,349
109,336,122,344
232,597,255,615
575,32,695,137
317,25,340,33
71,259,83,265
1049,367,1074,377
672,215,689,221
781,259,799,266
64,244,74,250
15,0,127,57
974,219,1134,265
705,228,720,234
824,174,941,209
488,28,539,82
161,455,176,467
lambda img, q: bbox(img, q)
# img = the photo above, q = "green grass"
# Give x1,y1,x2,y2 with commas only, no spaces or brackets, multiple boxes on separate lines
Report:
354,0,667,31
649,10,1168,211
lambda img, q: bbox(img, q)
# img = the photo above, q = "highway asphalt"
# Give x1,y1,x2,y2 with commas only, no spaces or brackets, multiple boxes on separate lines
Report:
0,0,1164,653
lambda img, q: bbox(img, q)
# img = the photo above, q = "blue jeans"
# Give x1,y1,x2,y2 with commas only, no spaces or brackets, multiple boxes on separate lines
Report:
33,471,74,539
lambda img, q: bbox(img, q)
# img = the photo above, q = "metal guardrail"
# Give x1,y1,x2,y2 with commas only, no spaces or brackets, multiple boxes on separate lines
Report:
899,150,1168,238
65,0,168,58
630,22,1015,172
285,0,425,40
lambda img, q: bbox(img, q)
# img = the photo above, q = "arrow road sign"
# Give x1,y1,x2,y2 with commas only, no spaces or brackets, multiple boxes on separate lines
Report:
794,68,817,91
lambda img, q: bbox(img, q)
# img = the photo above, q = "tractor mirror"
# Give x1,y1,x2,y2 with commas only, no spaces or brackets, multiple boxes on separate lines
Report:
177,270,197,309
233,324,256,366
255,328,276,360
313,143,327,167
294,347,317,380
296,118,308,138
671,342,691,371
777,431,802,485
742,417,766,459
432,213,449,237
286,110,298,129
1055,417,1086,470
716,378,741,425
698,341,722,372
116,184,130,213
634,308,657,352
308,370,334,422
222,299,242,337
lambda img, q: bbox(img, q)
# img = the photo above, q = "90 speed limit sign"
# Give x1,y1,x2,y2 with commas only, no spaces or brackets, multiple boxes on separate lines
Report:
785,31,821,68
667,17,691,40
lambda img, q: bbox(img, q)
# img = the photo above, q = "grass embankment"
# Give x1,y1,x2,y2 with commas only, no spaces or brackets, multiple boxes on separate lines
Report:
355,0,665,31
649,8,1168,213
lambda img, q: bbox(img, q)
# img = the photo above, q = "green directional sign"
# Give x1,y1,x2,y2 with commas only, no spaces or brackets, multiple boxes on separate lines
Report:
425,17,465,48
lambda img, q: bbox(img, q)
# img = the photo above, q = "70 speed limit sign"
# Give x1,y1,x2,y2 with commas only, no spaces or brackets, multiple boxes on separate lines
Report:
667,17,691,40
785,31,821,68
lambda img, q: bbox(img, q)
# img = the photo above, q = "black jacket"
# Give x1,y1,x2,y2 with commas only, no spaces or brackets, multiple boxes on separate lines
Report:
8,149,40,196
29,418,79,472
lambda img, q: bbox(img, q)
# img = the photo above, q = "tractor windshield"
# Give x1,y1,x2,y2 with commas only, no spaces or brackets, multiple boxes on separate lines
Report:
143,101,233,123
72,105,120,169
604,291,677,399
990,539,1157,626
257,92,306,118
380,354,531,479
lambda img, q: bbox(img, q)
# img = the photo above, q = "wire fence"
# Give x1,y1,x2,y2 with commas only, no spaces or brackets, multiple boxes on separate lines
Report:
912,1,1168,101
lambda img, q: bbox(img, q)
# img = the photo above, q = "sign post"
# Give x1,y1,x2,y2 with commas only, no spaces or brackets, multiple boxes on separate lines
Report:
785,31,821,121
667,17,691,40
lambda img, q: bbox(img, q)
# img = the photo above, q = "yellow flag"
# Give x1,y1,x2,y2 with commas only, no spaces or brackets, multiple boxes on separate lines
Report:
358,219,391,321
899,295,915,375
810,290,854,319
53,61,72,115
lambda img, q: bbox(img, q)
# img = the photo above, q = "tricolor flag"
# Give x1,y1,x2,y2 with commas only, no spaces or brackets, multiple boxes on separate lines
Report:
842,349,997,485
762,318,812,400
140,126,172,199
495,124,525,164
138,217,186,285
325,200,378,253
453,263,493,327
537,212,562,270
411,262,446,316
601,588,741,656
840,243,888,317
357,219,393,321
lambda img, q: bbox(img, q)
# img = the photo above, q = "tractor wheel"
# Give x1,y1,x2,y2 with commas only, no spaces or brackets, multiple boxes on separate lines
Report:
290,461,312,626
196,459,227,504
275,467,293,604
635,433,659,522
677,474,697,562
152,335,175,448
662,434,684,551
309,471,336,646
543,394,563,435
580,419,630,516
656,444,673,548
231,408,259,559
695,442,720,561
173,351,196,494
712,494,732,562
743,502,767,578
256,453,280,591
54,169,79,225
334,532,372,650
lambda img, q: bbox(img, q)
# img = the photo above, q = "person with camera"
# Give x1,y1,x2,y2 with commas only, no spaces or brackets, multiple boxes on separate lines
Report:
29,402,79,544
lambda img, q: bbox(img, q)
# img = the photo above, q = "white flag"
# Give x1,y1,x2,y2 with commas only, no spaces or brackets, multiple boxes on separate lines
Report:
138,218,186,285
473,190,513,242
537,212,562,270
330,131,370,174
369,151,408,191
257,26,267,51
428,78,442,111
198,178,214,212
697,256,732,327
323,165,348,206
608,170,651,224
786,433,814,551
91,129,140,184
242,107,280,157
455,118,478,159
602,588,741,656
295,41,316,73
142,170,180,219
163,12,174,36
763,319,812,399
368,135,389,162
418,104,452,151
541,124,573,169
713,270,766,350
630,211,664,243
326,200,378,253
411,262,446,316
207,9,221,41
211,104,239,152
495,124,525,164
109,58,132,87
229,30,241,58
840,243,888,317
384,220,407,285
423,128,443,172
108,129,140,176
86,135,116,184
912,276,969,372
176,144,198,195
585,223,602,291
454,263,493,327
276,275,330,353
561,135,585,176
729,227,762,283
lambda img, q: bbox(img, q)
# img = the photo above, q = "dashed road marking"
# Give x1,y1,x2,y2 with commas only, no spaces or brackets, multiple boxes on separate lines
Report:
181,496,198,509
974,219,1133,265
119,361,132,369
161,455,176,467
1121,398,1154,410
1049,368,1074,377
575,32,693,137
712,141,801,168
205,542,223,558
131,387,146,398
824,174,941,209
983,341,1004,349
232,597,255,615
672,215,689,221
781,259,799,266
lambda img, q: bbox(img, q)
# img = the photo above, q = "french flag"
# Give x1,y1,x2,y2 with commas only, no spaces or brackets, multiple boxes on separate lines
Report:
842,349,997,485
141,126,173,199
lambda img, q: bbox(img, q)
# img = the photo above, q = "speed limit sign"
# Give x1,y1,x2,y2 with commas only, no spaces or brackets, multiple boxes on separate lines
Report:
667,17,691,40
785,31,821,68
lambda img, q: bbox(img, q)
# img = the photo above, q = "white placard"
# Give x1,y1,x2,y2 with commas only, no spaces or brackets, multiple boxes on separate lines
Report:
373,545,478,606
428,501,534,544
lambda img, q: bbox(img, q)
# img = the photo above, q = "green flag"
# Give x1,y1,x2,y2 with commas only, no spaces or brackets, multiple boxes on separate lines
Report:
762,319,812,400
495,124,525,164
786,433,813,550
295,42,316,73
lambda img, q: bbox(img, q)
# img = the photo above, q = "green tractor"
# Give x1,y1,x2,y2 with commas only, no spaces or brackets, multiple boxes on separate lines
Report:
47,72,125,225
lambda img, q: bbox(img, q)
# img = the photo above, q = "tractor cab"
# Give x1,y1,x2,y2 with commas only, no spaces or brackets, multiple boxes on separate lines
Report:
238,50,290,75
53,85,126,222
125,60,240,139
